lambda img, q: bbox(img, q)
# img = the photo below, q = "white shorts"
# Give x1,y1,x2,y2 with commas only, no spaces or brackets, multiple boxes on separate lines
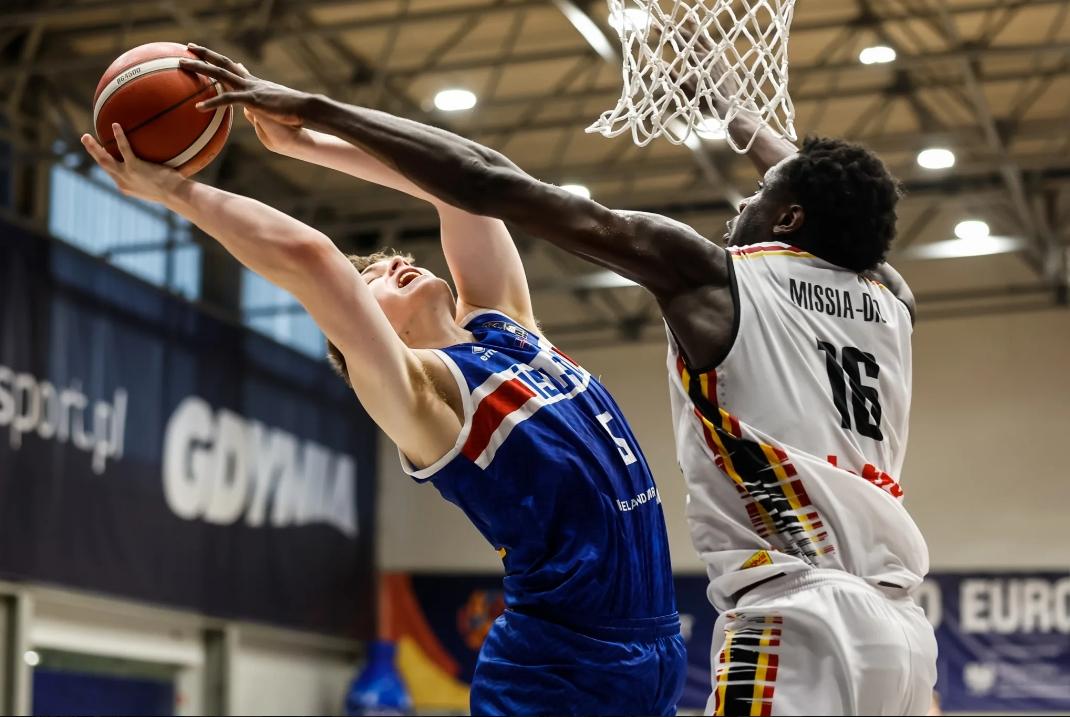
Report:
706,569,937,716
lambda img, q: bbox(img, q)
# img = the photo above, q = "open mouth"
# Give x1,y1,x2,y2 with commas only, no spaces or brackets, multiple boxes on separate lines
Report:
396,267,422,289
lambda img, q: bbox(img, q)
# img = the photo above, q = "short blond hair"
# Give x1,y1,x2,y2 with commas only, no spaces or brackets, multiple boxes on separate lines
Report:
326,248,415,385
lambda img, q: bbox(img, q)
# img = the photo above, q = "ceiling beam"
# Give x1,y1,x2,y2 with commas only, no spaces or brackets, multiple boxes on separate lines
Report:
8,35,1067,87
932,1,1059,278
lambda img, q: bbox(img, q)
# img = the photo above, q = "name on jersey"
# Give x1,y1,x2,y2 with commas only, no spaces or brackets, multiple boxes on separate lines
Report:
789,278,887,324
461,347,592,469
616,485,661,512
509,350,590,401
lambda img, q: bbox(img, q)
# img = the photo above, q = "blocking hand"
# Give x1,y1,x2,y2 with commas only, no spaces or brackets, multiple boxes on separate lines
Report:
181,44,310,129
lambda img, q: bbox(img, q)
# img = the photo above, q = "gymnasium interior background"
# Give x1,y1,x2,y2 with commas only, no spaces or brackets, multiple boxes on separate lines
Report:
1,0,1069,714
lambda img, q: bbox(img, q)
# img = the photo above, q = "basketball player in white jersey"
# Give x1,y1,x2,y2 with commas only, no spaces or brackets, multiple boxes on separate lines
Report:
183,44,937,716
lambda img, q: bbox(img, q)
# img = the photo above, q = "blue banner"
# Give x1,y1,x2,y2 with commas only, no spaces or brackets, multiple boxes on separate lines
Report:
0,222,377,637
672,572,1070,712
394,571,1070,712
919,572,1070,712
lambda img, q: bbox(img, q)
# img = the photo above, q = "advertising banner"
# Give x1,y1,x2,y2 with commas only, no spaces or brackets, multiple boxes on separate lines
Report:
675,572,1070,712
0,224,376,638
388,571,1070,713
919,571,1070,712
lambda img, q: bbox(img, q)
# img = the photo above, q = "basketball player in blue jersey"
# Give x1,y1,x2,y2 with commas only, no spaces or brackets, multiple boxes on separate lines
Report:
81,98,686,716
184,39,936,716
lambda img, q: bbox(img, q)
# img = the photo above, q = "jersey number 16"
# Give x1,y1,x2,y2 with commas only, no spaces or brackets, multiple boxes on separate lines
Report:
816,340,884,441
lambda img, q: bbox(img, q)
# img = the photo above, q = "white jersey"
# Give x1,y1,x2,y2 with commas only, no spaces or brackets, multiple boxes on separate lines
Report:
668,242,929,611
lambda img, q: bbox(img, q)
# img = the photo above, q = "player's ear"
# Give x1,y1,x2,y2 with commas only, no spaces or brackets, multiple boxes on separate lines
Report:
772,204,804,236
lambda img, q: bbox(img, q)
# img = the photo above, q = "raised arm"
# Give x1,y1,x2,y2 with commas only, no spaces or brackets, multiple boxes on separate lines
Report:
80,125,461,468
242,108,534,329
672,24,797,174
181,47,727,304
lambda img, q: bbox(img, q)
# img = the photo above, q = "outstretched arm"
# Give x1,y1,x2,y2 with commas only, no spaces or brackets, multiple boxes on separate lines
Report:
80,124,460,467
243,109,535,329
181,47,728,304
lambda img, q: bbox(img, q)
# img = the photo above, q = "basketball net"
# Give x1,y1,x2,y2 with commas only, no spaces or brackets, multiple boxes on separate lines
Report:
586,0,798,153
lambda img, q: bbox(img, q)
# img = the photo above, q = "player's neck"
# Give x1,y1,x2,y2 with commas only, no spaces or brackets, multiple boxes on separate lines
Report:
399,311,473,349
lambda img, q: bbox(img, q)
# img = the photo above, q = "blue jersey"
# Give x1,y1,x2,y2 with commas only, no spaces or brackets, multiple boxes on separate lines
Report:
401,311,676,623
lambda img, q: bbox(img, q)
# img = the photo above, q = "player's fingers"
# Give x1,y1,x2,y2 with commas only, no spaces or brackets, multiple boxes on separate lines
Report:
185,43,248,77
242,106,268,127
110,123,136,163
244,109,266,140
178,58,245,88
80,133,120,174
195,90,249,111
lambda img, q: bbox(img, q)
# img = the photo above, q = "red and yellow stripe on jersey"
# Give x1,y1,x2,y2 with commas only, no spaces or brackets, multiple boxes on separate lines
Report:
729,243,815,261
732,244,894,297
676,355,835,562
712,614,784,716
458,344,592,469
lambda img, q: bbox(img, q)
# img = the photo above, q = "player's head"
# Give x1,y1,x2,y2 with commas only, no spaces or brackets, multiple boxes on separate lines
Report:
327,249,457,382
727,137,903,272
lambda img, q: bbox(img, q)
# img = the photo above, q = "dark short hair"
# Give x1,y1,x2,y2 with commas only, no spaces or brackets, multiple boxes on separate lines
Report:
777,136,903,272
326,248,414,386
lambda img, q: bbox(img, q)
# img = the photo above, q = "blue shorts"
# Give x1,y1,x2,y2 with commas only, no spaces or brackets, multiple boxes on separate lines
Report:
469,609,687,716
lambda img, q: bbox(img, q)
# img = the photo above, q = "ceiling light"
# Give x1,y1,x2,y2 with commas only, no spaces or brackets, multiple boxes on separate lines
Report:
434,89,477,112
917,148,956,170
608,7,651,34
561,184,591,199
954,220,991,241
901,236,1023,260
859,45,897,65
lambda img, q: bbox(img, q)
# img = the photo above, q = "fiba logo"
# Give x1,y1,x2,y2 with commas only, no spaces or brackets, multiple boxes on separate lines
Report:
457,589,506,650
483,320,532,349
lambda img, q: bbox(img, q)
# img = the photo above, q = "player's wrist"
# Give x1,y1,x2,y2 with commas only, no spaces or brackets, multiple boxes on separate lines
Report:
158,175,197,212
294,92,332,125
275,127,315,157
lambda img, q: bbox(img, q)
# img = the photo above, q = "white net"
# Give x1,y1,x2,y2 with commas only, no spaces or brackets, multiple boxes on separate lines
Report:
587,0,798,153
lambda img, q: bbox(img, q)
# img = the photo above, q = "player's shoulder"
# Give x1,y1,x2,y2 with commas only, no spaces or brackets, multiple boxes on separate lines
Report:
726,242,823,288
864,263,916,324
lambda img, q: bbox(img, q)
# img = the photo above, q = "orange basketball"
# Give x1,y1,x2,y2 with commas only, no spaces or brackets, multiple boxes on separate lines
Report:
93,42,232,177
